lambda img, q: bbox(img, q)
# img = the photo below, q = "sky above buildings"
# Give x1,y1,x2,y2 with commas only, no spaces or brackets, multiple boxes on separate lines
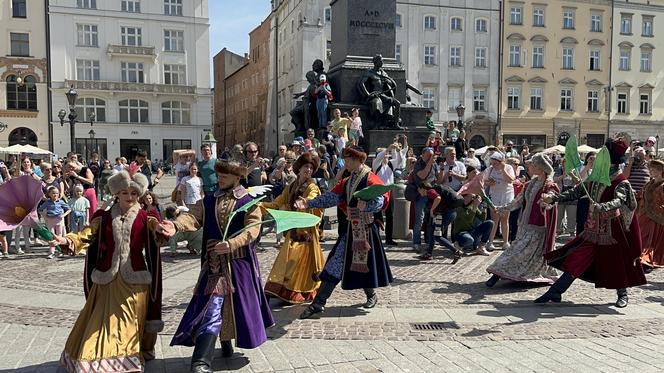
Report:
209,0,271,84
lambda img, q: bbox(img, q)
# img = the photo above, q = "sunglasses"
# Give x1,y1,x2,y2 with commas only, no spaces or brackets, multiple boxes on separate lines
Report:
246,150,258,154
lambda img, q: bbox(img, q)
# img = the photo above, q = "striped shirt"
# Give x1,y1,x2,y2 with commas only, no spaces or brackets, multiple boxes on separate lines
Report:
628,161,650,194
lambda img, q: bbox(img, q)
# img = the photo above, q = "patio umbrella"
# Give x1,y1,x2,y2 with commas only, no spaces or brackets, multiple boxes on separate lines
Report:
2,144,52,155
474,146,490,155
577,145,598,154
544,145,565,154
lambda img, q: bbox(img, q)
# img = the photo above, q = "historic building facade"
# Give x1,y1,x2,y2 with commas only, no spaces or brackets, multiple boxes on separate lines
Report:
0,0,50,149
395,0,501,148
499,0,612,150
609,0,664,144
49,0,212,161
213,16,271,153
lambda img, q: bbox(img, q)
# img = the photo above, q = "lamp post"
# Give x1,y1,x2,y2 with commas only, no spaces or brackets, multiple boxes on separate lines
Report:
57,86,95,153
455,104,466,130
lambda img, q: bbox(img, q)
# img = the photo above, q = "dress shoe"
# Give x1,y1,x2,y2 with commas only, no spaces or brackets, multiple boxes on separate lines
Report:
533,292,562,304
363,293,378,309
615,294,628,308
299,304,324,319
485,274,500,288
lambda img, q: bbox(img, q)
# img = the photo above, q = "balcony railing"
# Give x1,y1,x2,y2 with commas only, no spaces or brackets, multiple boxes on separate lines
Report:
106,44,156,59
65,80,196,95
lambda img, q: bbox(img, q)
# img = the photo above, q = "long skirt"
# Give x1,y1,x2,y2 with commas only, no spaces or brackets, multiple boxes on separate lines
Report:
60,276,149,373
264,236,324,303
487,227,558,283
640,214,664,268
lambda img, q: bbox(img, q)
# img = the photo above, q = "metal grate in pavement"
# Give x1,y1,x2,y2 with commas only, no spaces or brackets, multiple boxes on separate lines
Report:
410,322,458,331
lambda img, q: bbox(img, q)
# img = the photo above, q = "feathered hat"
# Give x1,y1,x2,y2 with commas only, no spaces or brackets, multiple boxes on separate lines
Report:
107,171,149,196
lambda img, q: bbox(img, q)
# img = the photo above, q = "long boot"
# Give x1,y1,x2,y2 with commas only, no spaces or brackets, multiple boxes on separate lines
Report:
220,340,234,358
299,280,337,319
363,288,378,308
534,272,575,303
616,288,628,308
190,333,217,373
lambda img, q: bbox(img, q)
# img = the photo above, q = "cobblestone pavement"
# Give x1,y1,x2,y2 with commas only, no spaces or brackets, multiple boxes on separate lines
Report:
1,210,664,371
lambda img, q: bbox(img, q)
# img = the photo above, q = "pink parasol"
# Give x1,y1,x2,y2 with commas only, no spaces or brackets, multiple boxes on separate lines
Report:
457,173,495,209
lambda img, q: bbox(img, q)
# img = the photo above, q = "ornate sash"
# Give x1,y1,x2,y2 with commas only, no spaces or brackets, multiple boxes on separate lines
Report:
346,165,373,273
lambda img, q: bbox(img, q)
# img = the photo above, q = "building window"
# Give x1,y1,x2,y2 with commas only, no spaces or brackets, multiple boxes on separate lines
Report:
76,59,100,81
589,50,600,71
163,139,191,161
450,17,463,31
12,0,26,18
450,47,462,67
121,1,141,12
510,7,522,25
6,75,37,110
560,89,573,111
475,18,487,32
641,50,652,72
164,30,184,52
121,27,142,46
77,24,98,47
591,14,602,32
530,88,543,110
643,16,654,36
396,13,402,27
621,14,632,34
164,0,183,16
448,87,462,111
507,87,520,109
75,97,106,122
562,48,574,69
532,47,544,68
164,64,186,85
9,33,29,56
162,101,191,124
119,99,148,123
324,7,331,22
617,92,628,114
640,93,651,114
473,89,486,111
587,91,599,112
533,8,544,26
424,45,436,65
422,88,435,109
77,0,96,9
121,62,144,83
395,44,402,64
424,16,436,30
562,10,574,29
509,45,521,67
619,49,631,71
475,48,487,68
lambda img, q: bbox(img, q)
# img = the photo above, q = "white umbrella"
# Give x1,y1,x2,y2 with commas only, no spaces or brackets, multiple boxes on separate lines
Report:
577,145,598,154
544,145,565,154
1,144,52,155
474,146,490,155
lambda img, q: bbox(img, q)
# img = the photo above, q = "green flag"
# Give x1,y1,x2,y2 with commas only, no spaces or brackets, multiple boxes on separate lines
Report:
585,146,611,186
222,195,266,240
265,209,321,234
353,184,398,201
564,135,582,173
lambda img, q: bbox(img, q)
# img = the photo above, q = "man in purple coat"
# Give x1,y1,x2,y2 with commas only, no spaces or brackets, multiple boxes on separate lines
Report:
159,160,274,373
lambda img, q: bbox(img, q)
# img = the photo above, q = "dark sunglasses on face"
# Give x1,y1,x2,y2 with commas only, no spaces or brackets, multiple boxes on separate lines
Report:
246,150,258,154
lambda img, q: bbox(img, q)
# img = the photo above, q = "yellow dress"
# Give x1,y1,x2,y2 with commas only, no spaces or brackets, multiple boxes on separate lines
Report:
262,181,325,303
60,204,162,373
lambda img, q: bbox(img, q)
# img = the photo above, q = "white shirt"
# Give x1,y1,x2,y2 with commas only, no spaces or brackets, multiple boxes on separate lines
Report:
113,164,126,173
372,151,395,185
390,145,409,170
179,175,203,205
441,160,467,191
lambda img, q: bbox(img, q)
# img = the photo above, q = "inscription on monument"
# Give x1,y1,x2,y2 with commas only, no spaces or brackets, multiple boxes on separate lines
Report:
349,10,394,31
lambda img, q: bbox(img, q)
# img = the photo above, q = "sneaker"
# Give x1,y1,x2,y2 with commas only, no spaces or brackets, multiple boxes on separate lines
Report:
475,246,491,256
486,244,497,252
502,242,511,250
419,253,433,261
11,248,24,255
55,251,64,258
47,253,55,259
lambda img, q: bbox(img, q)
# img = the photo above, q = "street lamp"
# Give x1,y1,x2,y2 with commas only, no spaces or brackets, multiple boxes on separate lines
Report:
455,104,466,130
88,129,96,139
58,85,95,153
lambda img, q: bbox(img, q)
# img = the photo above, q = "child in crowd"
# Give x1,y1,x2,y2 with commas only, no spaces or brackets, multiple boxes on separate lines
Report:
141,191,161,217
164,205,202,256
69,185,90,233
0,232,9,259
315,74,333,129
348,108,363,145
40,186,70,259
178,163,203,207
334,127,347,155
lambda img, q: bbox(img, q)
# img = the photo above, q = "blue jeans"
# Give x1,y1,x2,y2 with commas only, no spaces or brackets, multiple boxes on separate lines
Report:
425,210,457,255
412,195,428,245
455,220,494,250
316,98,328,129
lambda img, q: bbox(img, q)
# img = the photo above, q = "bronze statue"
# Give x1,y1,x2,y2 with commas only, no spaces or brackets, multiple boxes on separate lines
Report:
357,54,403,129
290,71,318,133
